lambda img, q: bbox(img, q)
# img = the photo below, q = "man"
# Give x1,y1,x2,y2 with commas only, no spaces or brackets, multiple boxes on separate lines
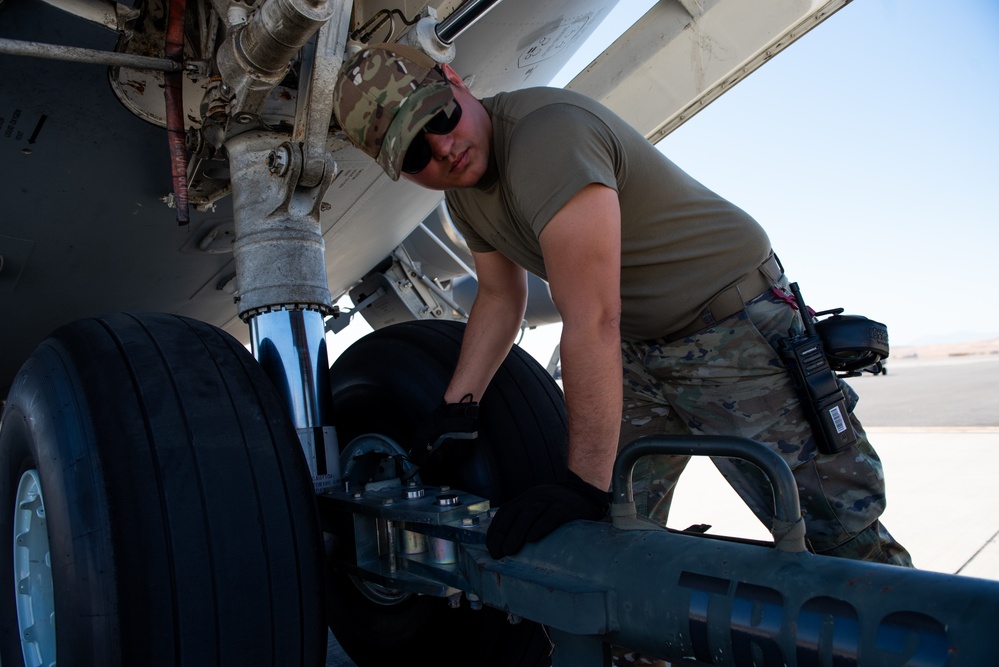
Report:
331,43,912,568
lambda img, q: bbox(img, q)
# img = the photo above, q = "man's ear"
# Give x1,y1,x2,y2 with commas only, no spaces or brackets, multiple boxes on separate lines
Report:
441,63,465,88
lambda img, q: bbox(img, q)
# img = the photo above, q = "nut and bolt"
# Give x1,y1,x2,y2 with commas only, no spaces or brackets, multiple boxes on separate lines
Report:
435,493,460,507
267,147,290,176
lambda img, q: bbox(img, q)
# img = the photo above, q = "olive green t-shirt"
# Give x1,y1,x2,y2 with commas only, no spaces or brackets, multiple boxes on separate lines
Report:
445,87,771,341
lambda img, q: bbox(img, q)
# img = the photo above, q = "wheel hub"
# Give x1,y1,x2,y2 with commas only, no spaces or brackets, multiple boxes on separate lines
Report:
339,433,421,606
340,433,417,489
13,469,56,667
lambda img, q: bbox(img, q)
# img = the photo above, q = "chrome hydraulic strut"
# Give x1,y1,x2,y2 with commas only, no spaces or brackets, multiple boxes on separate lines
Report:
221,0,350,492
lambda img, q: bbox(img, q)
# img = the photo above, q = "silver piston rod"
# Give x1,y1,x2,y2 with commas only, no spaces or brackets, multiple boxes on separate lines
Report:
435,0,504,44
250,308,340,493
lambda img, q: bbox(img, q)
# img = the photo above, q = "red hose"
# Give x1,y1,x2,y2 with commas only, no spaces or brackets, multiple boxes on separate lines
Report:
164,0,189,225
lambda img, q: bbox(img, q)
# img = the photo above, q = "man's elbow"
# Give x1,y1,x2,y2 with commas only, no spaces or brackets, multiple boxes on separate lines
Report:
561,308,621,343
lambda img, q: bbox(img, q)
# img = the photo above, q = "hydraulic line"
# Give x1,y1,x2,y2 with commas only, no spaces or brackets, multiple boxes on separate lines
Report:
164,0,189,224
0,38,183,71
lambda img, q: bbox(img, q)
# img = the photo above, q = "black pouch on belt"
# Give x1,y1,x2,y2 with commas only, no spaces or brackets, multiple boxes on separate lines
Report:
776,282,859,455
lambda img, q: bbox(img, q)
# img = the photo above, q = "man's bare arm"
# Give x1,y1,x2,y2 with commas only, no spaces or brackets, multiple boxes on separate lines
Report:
539,183,623,492
443,249,529,403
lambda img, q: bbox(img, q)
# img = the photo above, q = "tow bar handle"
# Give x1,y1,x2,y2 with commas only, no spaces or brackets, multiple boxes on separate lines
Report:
611,435,806,552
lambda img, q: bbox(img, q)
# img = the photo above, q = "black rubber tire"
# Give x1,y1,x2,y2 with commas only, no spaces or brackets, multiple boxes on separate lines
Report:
325,320,568,667
0,312,326,667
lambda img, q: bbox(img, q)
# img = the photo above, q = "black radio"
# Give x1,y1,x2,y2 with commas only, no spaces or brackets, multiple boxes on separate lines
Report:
777,283,859,455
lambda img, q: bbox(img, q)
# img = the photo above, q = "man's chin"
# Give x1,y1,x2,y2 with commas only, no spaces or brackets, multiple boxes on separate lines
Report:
454,156,487,187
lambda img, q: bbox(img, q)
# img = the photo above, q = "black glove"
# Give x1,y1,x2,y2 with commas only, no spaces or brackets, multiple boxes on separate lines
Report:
409,393,479,469
486,471,611,559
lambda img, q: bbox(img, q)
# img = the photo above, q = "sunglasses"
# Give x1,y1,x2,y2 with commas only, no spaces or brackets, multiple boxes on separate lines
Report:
401,99,463,174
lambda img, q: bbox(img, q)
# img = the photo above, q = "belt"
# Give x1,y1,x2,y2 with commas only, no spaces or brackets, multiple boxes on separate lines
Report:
653,253,784,344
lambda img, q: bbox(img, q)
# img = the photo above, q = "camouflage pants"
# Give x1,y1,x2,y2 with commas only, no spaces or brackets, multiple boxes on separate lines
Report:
618,283,912,566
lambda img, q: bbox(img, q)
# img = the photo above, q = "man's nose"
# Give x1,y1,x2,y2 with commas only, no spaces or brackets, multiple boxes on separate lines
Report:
425,132,453,160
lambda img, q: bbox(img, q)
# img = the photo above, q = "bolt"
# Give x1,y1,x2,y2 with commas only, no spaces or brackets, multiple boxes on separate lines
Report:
184,127,202,153
435,493,460,507
267,147,290,176
320,202,331,212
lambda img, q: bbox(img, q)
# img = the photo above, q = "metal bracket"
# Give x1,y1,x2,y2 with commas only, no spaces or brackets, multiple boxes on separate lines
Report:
293,1,352,188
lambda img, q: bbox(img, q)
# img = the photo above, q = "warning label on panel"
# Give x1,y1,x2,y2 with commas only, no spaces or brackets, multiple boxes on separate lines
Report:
1,107,47,146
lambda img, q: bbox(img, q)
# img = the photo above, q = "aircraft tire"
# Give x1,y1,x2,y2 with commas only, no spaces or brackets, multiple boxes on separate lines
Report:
0,312,326,666
326,319,567,667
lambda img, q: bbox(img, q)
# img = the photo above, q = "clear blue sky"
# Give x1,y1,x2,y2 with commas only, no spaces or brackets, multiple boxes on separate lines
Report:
550,0,999,347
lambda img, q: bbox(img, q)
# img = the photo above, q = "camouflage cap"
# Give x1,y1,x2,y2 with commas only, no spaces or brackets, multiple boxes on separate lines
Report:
332,43,455,180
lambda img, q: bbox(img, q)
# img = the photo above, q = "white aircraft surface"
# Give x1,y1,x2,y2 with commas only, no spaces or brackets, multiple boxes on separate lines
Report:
3,1,996,666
